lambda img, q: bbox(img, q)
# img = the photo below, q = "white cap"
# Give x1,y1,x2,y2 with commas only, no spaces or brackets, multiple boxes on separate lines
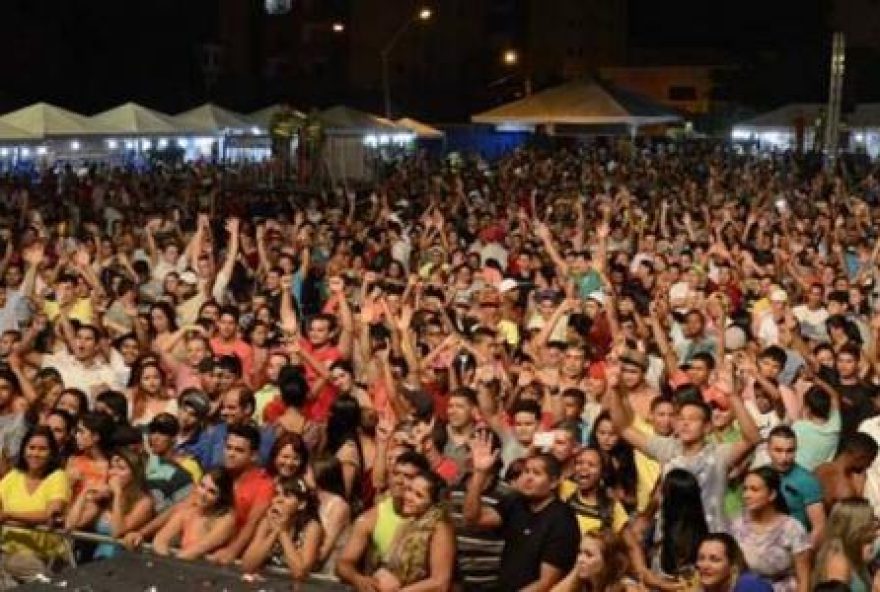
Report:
770,288,788,303
498,278,518,294
586,291,605,306
179,271,198,285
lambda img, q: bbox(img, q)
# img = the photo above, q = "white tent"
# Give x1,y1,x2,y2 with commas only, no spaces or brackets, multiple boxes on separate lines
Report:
471,79,682,131
731,103,824,150
0,121,39,142
318,105,401,135
395,117,444,139
176,103,251,134
247,104,305,134
89,102,181,135
0,102,97,137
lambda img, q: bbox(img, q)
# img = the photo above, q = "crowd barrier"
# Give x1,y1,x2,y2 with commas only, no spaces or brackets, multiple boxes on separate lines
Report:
4,525,350,591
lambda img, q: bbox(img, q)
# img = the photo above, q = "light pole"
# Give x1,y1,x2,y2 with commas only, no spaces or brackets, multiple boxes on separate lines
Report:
381,7,433,119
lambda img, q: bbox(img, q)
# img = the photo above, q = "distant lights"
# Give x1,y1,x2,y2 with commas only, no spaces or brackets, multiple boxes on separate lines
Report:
20,147,30,157
70,140,81,151
106,139,118,150
36,146,47,156
177,138,189,148
157,138,169,149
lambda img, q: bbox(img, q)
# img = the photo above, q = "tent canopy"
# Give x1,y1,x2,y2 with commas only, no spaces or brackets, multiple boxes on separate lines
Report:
247,104,305,132
395,117,444,138
318,105,400,135
175,103,251,134
734,104,824,131
849,104,880,129
0,102,97,137
90,102,181,135
471,79,683,127
0,120,39,141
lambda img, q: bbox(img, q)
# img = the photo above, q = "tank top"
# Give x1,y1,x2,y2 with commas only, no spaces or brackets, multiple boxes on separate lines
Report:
370,497,404,562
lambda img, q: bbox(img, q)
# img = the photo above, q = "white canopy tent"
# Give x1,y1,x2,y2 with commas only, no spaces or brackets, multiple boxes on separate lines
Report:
0,102,98,137
175,103,252,134
731,104,824,150
395,117,444,139
246,104,305,135
471,79,683,134
90,102,181,135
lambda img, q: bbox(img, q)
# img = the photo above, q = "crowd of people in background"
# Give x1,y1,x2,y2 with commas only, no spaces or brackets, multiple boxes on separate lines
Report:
0,144,876,591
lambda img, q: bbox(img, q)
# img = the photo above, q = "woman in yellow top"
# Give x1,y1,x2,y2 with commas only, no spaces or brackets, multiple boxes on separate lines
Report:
564,447,628,535
0,426,71,585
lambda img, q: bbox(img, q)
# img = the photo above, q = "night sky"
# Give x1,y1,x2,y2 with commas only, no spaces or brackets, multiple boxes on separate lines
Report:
0,0,846,116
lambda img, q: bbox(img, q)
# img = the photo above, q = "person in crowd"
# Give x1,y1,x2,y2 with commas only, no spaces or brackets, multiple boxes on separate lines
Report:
150,468,237,561
64,447,153,559
0,426,70,584
173,388,212,470
763,425,826,547
143,413,197,510
67,411,115,499
312,456,351,576
463,431,580,592
240,476,325,580
203,385,275,470
811,498,877,592
695,533,773,592
41,408,76,461
815,432,878,510
551,530,641,592
564,447,628,536
205,423,275,565
731,467,811,592
127,358,177,427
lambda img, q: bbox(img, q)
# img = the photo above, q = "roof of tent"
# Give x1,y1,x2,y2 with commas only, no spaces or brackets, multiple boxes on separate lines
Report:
849,104,880,128
175,103,251,134
246,104,305,132
395,117,444,138
0,102,98,137
90,102,181,135
0,120,39,141
318,105,400,135
471,79,683,127
734,104,825,130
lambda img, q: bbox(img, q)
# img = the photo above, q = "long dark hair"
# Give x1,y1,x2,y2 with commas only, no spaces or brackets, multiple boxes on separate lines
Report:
203,468,235,516
276,477,321,536
575,447,617,531
660,469,709,575
588,411,638,511
325,395,361,456
745,466,790,515
148,301,179,336
16,425,62,478
313,455,346,499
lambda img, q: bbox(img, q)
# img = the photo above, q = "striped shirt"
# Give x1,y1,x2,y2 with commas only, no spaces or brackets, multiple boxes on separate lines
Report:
448,482,512,592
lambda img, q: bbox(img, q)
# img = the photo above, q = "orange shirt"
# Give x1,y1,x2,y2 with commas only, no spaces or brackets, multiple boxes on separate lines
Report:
668,369,730,410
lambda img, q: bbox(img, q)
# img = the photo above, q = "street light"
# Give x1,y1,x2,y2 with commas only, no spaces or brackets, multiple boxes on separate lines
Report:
502,49,519,66
381,6,433,118
332,22,345,33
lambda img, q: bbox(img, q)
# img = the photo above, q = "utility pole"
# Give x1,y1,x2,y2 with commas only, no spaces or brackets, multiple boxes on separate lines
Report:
824,32,845,168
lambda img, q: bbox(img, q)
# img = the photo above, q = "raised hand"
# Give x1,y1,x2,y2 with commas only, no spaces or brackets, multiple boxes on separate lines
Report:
22,242,45,267
470,430,499,474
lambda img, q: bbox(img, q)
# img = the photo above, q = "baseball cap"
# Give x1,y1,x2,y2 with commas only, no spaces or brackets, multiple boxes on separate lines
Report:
179,389,211,420
586,291,605,306
498,278,519,294
179,270,198,285
769,288,788,303
148,412,180,437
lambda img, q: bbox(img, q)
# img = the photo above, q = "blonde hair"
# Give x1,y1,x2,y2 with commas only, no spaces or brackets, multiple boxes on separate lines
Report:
812,498,874,586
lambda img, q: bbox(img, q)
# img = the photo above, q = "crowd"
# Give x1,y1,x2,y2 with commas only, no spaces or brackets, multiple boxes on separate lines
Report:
0,145,875,591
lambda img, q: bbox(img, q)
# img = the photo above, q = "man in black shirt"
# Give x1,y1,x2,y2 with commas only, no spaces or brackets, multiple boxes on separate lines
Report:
835,343,878,442
463,432,579,592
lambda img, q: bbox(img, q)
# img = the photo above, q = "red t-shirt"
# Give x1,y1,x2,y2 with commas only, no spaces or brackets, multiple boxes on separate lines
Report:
233,467,274,528
433,456,459,485
299,338,341,422
210,338,255,386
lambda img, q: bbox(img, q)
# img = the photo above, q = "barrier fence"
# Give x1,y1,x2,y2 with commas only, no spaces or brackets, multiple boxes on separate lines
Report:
4,525,350,591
